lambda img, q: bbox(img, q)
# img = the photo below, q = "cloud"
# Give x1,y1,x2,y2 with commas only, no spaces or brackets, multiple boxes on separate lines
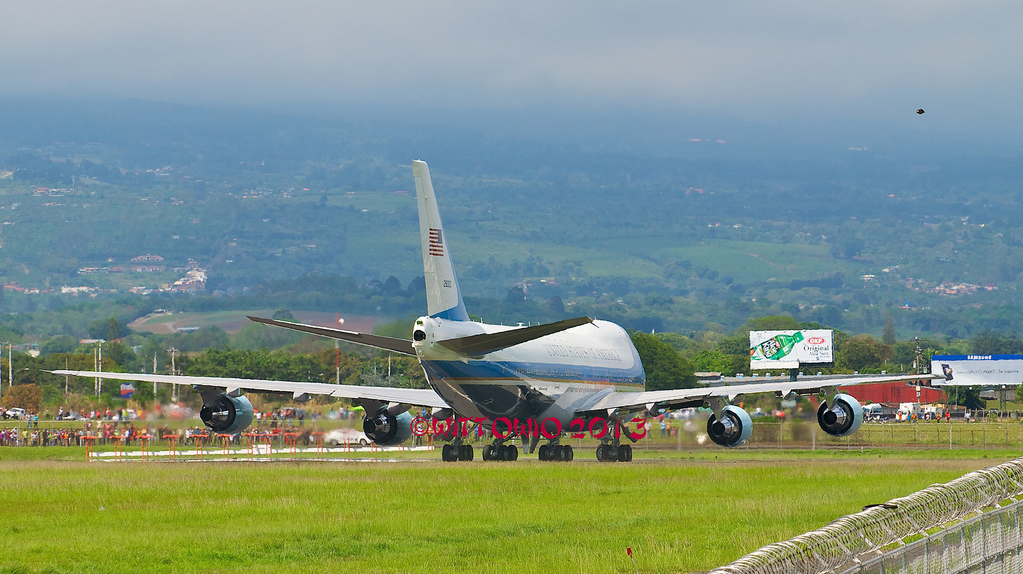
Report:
1,0,1021,125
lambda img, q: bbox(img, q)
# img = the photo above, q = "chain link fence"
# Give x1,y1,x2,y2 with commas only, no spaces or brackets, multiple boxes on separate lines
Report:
710,458,1023,574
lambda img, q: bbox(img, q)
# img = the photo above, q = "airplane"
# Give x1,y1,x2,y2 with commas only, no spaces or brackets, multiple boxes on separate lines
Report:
53,160,939,463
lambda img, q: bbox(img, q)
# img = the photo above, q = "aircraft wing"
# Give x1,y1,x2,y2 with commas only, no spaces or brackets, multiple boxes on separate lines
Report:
246,316,415,356
578,373,944,414
437,316,593,356
48,370,449,409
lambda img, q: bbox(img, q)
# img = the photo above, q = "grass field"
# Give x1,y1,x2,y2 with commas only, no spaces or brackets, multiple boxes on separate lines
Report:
0,449,1013,574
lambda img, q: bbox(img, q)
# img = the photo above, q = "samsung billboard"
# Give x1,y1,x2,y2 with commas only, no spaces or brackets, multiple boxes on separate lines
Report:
930,355,1023,387
749,330,834,370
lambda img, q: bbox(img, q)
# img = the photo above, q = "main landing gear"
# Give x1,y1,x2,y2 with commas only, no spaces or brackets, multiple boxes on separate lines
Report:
482,440,519,461
441,439,474,462
537,442,573,462
595,420,635,462
595,442,632,462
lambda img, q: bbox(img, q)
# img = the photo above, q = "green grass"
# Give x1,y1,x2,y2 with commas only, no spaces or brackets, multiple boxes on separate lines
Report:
0,452,1009,573
655,239,865,283
442,235,863,284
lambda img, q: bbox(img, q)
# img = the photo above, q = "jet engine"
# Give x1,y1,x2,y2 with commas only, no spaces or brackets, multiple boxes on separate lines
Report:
199,394,254,434
817,393,863,437
706,405,753,447
363,408,414,446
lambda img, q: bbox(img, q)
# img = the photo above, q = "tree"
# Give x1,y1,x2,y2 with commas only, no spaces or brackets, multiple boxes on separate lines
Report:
630,332,697,391
715,335,749,356
506,286,525,303
271,308,295,321
972,330,1023,355
882,313,896,346
742,315,799,336
549,295,565,315
837,335,887,372
101,341,140,371
382,275,402,293
184,348,334,383
4,383,42,412
691,350,745,376
41,335,78,356
947,387,984,409
86,317,130,341
880,313,896,363
107,317,121,341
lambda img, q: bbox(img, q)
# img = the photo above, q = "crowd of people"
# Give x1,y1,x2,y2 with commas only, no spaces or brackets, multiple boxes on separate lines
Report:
0,419,340,448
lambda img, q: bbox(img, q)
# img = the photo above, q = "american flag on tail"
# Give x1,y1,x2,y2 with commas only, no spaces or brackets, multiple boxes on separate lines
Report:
428,228,444,257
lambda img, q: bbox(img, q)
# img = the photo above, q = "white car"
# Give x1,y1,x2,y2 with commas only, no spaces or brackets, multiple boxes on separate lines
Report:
4,407,27,420
323,428,371,447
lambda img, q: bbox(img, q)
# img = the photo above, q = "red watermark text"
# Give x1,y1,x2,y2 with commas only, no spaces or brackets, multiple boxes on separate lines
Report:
411,416,647,440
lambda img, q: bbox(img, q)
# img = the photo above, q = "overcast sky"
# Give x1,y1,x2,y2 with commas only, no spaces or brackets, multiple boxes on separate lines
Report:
2,1,1022,135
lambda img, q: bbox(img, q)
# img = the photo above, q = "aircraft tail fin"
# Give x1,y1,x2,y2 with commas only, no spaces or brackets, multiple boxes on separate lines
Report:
413,160,470,321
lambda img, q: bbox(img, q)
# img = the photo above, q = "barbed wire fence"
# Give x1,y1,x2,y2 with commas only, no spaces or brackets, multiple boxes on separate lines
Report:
710,458,1023,574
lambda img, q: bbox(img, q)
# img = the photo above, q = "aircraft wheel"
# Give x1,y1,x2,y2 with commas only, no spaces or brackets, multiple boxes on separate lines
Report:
442,444,455,462
482,444,494,461
553,445,565,461
538,444,550,461
563,445,574,462
595,444,606,462
506,444,518,461
618,444,632,462
461,445,474,461
496,444,507,461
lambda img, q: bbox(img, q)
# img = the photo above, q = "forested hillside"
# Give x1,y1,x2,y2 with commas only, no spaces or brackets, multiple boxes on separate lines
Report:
2,99,1023,342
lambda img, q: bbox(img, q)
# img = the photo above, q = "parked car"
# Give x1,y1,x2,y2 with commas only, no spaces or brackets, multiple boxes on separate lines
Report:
323,428,371,447
4,407,27,420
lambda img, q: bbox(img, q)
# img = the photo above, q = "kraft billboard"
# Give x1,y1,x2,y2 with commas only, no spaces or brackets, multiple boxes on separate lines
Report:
749,330,834,370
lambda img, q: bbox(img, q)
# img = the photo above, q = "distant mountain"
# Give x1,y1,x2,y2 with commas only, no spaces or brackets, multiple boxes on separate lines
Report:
1,98,1022,338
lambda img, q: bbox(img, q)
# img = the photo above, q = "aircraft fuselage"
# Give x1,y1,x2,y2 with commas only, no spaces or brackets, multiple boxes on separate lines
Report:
413,316,645,425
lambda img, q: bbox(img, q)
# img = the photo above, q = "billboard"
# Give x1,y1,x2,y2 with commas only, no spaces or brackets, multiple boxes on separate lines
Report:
930,355,1023,387
749,330,834,370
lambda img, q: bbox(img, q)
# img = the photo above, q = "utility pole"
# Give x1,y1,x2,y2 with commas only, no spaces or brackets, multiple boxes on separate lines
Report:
93,342,104,396
168,348,178,402
913,337,922,403
914,337,923,376
153,352,158,399
336,312,342,385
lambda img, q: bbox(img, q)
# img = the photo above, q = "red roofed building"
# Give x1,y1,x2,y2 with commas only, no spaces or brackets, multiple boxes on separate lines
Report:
841,381,946,404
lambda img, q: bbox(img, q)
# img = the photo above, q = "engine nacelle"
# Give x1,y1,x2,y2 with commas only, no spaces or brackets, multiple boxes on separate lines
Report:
707,405,753,447
817,393,863,437
363,409,414,446
200,394,254,434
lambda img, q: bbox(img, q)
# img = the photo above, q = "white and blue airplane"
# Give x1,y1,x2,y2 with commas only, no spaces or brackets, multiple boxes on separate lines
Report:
54,161,937,462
